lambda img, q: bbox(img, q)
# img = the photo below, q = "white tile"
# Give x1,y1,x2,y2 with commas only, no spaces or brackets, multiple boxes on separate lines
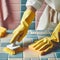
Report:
23,38,33,43
19,37,33,47
39,52,55,58
23,49,39,58
8,58,22,60
48,58,56,60
56,58,60,60
1,38,10,43
23,58,31,60
1,34,13,43
0,47,5,53
31,57,39,60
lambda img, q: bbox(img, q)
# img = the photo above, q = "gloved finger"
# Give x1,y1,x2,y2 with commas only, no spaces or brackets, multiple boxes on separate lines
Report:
34,40,47,50
13,25,21,34
41,44,53,55
17,30,27,42
39,41,51,51
32,37,47,47
10,30,23,43
28,40,43,48
32,38,48,49
44,44,53,52
13,24,24,34
10,24,25,43
32,40,43,47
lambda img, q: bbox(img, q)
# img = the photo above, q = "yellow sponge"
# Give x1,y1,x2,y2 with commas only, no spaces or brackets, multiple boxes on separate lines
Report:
0,27,7,37
3,47,24,55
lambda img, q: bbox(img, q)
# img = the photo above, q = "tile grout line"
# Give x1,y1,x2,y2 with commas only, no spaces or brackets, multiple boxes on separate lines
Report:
55,53,58,60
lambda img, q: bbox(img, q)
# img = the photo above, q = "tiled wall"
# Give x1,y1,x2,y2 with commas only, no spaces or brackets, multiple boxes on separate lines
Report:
0,0,46,30
0,0,20,30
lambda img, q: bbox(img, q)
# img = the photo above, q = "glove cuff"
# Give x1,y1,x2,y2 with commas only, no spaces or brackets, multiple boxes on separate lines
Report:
26,0,42,10
51,23,60,42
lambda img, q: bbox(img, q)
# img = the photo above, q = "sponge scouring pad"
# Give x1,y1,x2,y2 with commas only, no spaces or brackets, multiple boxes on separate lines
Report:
3,47,24,55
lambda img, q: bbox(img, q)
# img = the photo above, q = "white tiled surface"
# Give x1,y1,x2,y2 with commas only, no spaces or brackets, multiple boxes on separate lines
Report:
23,49,39,58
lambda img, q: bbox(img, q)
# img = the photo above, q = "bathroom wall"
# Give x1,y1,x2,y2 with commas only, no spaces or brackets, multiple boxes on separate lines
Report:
0,0,46,30
0,0,20,30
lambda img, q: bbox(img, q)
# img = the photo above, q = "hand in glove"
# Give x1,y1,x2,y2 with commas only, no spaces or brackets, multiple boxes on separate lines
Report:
29,37,53,55
29,23,60,55
10,9,35,43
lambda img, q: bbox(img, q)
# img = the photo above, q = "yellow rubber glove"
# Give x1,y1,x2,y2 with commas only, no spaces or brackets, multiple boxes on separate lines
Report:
29,22,60,55
10,9,35,43
0,27,7,37
51,22,60,42
29,37,54,55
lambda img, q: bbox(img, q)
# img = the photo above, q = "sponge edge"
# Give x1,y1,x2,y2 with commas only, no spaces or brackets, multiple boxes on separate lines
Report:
0,27,7,37
3,47,24,55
